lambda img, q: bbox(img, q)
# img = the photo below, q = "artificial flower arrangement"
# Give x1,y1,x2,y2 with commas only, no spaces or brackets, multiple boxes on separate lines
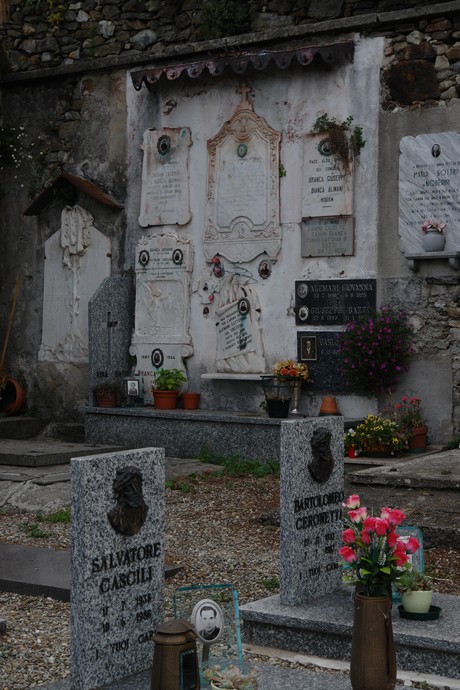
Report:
382,396,426,432
421,219,445,233
348,415,408,455
273,359,310,382
203,664,259,690
338,305,414,396
339,494,421,597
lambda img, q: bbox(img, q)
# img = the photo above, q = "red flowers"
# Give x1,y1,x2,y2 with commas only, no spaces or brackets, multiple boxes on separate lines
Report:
340,494,421,597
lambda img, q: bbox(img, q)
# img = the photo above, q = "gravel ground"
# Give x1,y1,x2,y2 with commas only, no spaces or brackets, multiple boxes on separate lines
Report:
0,472,459,689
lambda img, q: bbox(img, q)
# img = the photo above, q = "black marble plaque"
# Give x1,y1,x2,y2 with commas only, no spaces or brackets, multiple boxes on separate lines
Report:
295,279,376,326
297,331,348,393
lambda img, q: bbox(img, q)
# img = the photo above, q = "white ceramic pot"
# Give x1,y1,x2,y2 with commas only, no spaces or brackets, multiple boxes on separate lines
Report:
401,589,433,614
422,230,445,252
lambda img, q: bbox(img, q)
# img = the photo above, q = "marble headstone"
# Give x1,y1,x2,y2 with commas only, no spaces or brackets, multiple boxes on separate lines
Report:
88,276,134,401
71,448,165,690
39,205,111,364
399,131,460,253
139,127,192,227
279,418,344,605
205,87,281,263
302,133,353,218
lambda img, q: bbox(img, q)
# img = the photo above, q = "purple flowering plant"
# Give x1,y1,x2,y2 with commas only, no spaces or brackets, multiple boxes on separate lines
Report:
338,305,414,396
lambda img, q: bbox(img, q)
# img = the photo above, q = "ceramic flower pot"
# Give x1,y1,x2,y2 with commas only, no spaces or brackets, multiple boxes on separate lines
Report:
153,390,179,409
401,589,433,614
408,426,428,453
422,230,445,252
95,392,117,408
182,392,200,410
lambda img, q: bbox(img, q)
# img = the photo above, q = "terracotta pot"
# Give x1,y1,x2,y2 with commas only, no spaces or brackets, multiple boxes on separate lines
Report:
1,378,26,416
408,426,428,453
350,593,396,690
95,392,117,408
319,396,340,416
153,390,178,410
182,392,200,410
401,589,433,614
362,444,392,458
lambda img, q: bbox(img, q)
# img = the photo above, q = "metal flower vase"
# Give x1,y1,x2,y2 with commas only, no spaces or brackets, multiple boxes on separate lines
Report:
261,376,297,419
350,593,396,690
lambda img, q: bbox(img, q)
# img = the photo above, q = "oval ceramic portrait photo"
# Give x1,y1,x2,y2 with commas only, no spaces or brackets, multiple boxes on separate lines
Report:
191,599,224,645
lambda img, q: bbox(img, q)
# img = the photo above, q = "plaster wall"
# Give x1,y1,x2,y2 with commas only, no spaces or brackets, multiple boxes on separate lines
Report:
378,103,460,442
125,37,384,417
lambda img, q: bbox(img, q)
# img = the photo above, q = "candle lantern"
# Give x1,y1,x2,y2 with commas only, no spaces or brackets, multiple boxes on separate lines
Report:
151,619,200,690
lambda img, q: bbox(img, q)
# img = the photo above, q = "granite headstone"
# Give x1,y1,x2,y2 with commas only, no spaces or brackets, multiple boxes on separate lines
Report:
88,276,134,402
279,418,344,605
71,448,165,690
297,331,347,393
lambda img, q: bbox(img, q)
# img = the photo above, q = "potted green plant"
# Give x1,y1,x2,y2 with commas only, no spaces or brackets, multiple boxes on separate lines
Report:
338,305,414,397
395,568,433,614
93,380,124,408
203,664,258,690
383,396,428,453
152,368,187,410
352,415,408,457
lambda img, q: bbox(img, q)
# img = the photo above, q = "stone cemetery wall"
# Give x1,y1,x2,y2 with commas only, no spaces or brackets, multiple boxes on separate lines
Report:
71,447,164,689
2,1,460,436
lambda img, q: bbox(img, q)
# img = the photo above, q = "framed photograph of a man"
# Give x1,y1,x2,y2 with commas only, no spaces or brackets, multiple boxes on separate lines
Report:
126,379,140,397
191,599,224,645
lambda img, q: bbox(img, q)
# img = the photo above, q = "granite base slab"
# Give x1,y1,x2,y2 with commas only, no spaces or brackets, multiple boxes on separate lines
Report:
0,543,181,602
240,589,460,679
85,407,293,462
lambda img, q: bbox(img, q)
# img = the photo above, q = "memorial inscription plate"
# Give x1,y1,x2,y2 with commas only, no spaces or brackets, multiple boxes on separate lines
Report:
399,132,460,252
139,127,192,227
302,133,353,218
295,279,376,326
297,331,347,393
205,88,281,262
301,216,354,257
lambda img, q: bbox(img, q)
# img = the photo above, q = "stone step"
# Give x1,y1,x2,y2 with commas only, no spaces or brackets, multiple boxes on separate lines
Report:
240,590,460,680
0,439,126,467
0,416,49,439
0,543,181,602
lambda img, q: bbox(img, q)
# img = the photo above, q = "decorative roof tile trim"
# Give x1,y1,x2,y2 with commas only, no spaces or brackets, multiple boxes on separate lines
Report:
131,41,355,91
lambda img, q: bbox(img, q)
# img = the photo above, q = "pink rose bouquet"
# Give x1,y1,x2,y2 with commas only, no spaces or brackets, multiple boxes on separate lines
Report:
339,494,420,597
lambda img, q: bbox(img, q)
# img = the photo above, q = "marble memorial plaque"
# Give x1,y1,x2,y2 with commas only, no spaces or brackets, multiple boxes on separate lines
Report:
71,448,165,690
280,418,344,605
302,133,353,218
297,331,347,393
301,216,354,257
130,233,193,402
139,127,192,227
399,132,460,252
205,88,281,263
39,206,111,364
295,279,376,326
88,276,134,401
216,300,256,361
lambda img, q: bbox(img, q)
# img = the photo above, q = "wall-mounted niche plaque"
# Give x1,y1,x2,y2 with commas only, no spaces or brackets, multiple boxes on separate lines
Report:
301,216,354,257
295,279,376,326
